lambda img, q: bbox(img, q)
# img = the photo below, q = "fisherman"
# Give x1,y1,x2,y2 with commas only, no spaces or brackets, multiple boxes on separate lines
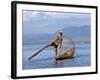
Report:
28,31,64,60
51,31,63,58
28,30,75,61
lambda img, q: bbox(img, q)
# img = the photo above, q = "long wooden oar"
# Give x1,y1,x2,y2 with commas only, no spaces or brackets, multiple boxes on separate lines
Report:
28,44,51,60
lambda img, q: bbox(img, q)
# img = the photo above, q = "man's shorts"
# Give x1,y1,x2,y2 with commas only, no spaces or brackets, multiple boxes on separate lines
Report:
51,42,58,48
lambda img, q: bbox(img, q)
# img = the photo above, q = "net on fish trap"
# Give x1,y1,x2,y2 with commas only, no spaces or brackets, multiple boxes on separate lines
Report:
57,35,75,59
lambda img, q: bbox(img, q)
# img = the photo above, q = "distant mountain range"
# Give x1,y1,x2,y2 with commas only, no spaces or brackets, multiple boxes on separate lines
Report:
23,25,90,45
60,25,90,38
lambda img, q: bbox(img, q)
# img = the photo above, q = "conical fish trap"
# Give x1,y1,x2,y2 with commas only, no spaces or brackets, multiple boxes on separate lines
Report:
57,35,75,59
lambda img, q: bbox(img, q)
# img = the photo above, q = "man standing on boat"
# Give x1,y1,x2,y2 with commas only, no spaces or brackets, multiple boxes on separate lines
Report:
28,31,64,60
51,31,63,58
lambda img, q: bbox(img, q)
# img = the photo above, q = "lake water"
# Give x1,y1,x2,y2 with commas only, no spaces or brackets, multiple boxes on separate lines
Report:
22,43,90,70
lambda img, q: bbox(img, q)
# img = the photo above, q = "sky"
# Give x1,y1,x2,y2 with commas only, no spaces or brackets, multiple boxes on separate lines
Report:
23,10,91,35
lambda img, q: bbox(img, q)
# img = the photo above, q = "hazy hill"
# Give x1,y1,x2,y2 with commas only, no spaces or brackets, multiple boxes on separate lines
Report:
23,25,90,44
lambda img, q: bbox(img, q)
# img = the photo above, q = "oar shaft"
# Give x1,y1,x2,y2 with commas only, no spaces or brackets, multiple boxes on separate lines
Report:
28,44,51,60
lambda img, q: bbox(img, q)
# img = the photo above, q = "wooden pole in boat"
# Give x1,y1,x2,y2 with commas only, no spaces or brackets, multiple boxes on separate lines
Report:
28,44,51,60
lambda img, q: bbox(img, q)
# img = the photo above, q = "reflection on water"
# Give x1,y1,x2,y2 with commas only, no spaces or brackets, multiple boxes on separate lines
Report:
22,43,90,70
55,60,64,67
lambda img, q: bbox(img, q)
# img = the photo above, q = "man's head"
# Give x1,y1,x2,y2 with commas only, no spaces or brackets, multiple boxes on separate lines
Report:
59,31,63,35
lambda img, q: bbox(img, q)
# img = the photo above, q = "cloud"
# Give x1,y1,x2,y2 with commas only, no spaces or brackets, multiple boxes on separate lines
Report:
38,11,90,19
23,10,90,21
23,11,39,21
31,11,39,16
23,10,90,34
